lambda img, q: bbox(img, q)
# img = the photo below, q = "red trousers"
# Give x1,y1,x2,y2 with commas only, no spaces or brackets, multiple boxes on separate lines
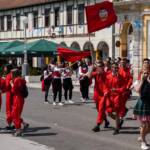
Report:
0,94,2,110
119,90,130,118
6,92,13,125
96,96,106,124
12,96,24,129
106,94,121,114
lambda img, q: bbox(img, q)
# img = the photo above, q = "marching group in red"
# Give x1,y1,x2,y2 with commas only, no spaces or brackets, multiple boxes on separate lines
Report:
0,65,28,136
0,57,149,150
42,57,150,150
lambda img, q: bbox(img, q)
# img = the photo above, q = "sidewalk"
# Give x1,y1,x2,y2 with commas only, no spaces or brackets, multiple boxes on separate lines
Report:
0,134,54,150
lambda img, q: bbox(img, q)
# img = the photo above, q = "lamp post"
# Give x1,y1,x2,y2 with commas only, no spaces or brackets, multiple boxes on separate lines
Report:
22,16,29,77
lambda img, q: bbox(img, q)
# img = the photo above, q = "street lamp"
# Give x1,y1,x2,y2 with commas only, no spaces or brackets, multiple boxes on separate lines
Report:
22,16,29,77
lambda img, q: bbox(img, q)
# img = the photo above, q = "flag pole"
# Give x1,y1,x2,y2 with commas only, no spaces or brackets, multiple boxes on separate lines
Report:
88,33,94,64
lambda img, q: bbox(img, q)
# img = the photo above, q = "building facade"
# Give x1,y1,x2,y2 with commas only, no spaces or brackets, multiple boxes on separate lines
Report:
0,0,150,76
0,0,113,66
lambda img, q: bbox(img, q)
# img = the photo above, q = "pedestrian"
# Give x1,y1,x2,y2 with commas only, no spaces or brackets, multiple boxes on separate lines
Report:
11,69,29,136
133,67,150,150
89,61,109,132
62,62,74,104
106,63,124,135
52,63,63,106
118,58,133,128
3,64,15,130
79,61,90,102
43,65,53,103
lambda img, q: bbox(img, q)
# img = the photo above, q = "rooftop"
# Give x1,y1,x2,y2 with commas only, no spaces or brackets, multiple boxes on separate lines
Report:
0,0,60,10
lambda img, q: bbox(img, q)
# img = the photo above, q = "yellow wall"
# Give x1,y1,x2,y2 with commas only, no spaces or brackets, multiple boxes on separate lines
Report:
143,15,150,59
120,21,132,57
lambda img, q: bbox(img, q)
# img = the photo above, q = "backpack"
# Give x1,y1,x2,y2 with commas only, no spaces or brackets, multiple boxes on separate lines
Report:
21,84,29,98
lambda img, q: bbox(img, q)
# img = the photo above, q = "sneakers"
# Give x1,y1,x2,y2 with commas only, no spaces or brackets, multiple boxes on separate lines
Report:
44,101,49,104
58,102,64,106
92,125,100,132
68,100,74,104
119,119,124,129
141,142,149,150
5,125,15,130
64,100,69,104
81,98,86,103
113,129,119,135
53,102,56,106
23,123,29,131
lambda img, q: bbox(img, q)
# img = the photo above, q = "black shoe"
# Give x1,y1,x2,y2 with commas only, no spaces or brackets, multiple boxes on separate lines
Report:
5,125,15,130
92,125,100,132
119,119,124,129
113,129,119,135
104,121,110,128
23,123,29,131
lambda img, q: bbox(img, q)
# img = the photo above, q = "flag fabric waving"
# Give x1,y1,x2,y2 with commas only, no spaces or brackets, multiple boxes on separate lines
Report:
57,47,91,62
85,1,117,33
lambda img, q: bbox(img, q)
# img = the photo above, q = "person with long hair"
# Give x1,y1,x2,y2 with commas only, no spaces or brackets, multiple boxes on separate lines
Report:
133,66,150,150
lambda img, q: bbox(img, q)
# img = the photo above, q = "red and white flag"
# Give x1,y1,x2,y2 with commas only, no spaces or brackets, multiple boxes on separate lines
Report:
85,1,117,33
57,47,91,62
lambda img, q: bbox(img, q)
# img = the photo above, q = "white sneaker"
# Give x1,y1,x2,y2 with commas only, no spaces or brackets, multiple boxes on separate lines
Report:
44,101,49,104
64,101,69,104
81,98,86,103
68,100,74,104
53,102,56,106
58,102,64,106
141,142,149,150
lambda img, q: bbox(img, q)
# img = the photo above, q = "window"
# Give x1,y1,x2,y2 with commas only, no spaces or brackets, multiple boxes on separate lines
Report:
45,9,50,27
7,15,12,31
16,14,20,30
24,12,28,28
33,11,38,28
54,7,60,27
78,4,84,25
67,5,73,25
0,16,4,31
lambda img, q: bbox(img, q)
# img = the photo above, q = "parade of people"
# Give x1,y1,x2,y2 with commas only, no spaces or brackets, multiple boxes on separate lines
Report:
0,0,150,150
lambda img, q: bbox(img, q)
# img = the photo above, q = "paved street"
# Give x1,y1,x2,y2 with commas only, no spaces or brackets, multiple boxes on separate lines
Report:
0,87,149,150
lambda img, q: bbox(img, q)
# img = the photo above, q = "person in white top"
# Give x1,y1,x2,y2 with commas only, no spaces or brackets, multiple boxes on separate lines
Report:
62,62,74,104
52,63,63,106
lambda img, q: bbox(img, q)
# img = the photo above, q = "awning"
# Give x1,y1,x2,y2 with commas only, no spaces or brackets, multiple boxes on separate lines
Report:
3,39,58,55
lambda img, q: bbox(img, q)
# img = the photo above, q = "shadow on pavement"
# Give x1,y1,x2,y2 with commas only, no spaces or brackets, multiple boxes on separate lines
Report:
23,126,58,137
23,132,57,137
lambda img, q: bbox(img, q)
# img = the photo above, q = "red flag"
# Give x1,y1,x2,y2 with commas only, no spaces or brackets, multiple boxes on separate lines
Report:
58,47,91,62
85,1,117,33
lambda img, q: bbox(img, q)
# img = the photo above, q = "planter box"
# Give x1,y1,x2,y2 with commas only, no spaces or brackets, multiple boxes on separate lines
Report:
25,75,41,83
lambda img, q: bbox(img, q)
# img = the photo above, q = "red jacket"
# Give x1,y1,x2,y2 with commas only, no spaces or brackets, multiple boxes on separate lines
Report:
119,67,133,89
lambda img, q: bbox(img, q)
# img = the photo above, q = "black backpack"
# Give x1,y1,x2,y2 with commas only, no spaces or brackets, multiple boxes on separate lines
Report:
21,84,29,98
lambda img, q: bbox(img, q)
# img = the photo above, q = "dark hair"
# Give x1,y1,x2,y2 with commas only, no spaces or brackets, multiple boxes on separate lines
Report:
143,58,149,62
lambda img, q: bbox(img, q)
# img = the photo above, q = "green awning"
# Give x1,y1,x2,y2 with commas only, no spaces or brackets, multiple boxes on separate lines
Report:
0,41,24,54
3,39,59,55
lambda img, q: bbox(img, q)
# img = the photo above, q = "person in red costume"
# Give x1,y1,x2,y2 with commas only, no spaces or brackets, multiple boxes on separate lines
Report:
11,69,29,136
89,61,109,132
0,76,6,110
106,63,124,135
118,58,133,128
3,64,15,130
